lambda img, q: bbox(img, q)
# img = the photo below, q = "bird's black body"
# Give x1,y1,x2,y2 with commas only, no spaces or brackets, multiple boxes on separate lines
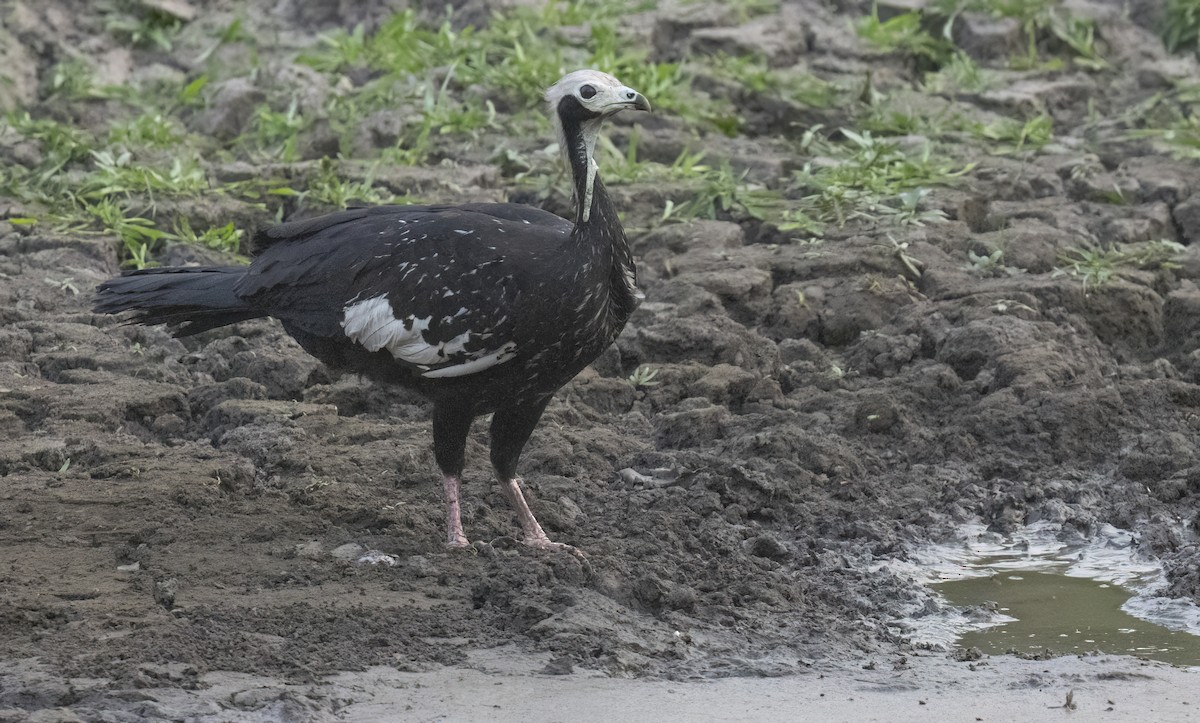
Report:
95,70,649,552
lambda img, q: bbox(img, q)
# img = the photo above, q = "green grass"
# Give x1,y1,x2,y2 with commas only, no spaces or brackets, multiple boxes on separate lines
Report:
298,4,729,130
1129,96,1200,159
5,1,755,268
1165,0,1200,53
786,127,970,232
250,99,309,163
969,113,1054,153
1120,80,1200,157
856,9,957,68
172,219,244,256
44,59,99,100
1054,241,1185,291
293,159,397,209
102,0,185,51
669,157,782,221
705,53,841,109
86,199,171,269
0,0,1132,269
108,113,186,148
858,0,1106,72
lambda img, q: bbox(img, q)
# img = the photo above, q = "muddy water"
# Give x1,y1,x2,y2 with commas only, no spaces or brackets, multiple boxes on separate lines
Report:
898,523,1200,667
939,571,1200,667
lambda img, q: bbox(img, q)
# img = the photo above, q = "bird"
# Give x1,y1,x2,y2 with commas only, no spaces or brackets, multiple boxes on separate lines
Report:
94,70,651,556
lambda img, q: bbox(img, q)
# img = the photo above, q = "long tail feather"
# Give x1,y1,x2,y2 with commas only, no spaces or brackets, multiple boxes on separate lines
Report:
93,266,265,337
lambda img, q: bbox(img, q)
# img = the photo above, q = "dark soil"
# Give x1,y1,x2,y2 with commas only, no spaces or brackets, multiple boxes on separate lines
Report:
3,0,1200,718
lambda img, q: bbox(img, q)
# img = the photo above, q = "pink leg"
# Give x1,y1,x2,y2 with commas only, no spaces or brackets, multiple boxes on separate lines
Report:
500,477,584,557
443,474,469,548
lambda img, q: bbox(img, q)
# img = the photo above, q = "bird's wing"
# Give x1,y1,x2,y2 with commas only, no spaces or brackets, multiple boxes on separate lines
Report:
237,205,571,378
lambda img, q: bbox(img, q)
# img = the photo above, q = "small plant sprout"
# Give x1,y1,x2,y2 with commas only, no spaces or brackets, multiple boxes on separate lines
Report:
628,365,661,387
894,188,947,226
967,248,1006,274
44,277,81,295
1054,247,1119,290
173,219,244,255
991,299,1037,315
884,235,925,278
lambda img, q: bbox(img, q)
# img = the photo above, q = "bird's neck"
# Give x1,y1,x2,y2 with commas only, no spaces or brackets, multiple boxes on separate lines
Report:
559,117,641,321
562,117,602,227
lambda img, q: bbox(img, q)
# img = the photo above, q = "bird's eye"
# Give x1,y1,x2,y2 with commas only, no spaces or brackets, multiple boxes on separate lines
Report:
579,84,596,100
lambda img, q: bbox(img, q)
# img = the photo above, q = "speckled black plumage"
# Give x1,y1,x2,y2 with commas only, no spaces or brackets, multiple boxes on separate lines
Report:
95,71,650,551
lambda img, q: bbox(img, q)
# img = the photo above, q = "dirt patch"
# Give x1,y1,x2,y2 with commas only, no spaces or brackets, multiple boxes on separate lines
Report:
2,0,1200,717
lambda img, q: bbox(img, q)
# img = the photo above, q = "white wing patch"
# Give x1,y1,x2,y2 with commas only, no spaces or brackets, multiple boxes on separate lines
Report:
341,295,516,376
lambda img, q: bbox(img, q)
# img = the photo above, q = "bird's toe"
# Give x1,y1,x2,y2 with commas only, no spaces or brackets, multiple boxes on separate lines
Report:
523,537,588,560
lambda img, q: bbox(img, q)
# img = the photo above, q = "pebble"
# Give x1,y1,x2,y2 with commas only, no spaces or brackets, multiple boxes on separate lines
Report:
356,550,398,566
330,543,366,560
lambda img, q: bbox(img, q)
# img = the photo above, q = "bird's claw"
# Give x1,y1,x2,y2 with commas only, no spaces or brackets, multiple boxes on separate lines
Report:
523,536,588,560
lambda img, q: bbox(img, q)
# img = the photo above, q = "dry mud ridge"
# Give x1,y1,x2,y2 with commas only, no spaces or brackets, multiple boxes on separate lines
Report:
3,0,1200,719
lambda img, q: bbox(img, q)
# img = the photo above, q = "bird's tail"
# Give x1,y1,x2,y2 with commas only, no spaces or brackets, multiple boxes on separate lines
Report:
93,266,266,337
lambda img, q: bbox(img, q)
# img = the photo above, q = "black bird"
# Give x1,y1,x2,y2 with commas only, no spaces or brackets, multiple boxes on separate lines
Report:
94,70,651,555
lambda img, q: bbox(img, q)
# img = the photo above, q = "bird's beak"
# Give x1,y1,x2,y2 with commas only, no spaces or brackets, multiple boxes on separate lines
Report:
610,87,652,114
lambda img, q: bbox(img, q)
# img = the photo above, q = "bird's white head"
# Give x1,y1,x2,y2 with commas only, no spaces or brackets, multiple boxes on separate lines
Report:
544,69,652,118
545,70,650,223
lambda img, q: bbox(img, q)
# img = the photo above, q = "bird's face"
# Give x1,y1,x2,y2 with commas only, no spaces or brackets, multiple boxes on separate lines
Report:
545,70,652,119
546,70,651,224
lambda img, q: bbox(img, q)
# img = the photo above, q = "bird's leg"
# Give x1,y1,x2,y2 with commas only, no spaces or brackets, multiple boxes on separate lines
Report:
497,476,583,558
443,474,469,548
490,398,584,557
432,404,474,549
498,476,560,548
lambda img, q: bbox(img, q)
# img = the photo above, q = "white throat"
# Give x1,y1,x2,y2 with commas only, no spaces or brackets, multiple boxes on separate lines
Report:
582,135,599,223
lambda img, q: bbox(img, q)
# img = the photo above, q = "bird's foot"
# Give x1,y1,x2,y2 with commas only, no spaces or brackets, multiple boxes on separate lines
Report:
500,477,589,561
445,537,472,551
522,534,587,560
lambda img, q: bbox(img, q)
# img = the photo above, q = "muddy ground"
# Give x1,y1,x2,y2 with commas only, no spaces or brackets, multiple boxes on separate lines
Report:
3,0,1200,719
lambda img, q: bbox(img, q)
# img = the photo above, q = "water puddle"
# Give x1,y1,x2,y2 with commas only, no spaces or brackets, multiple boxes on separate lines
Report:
887,522,1200,667
942,571,1200,666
